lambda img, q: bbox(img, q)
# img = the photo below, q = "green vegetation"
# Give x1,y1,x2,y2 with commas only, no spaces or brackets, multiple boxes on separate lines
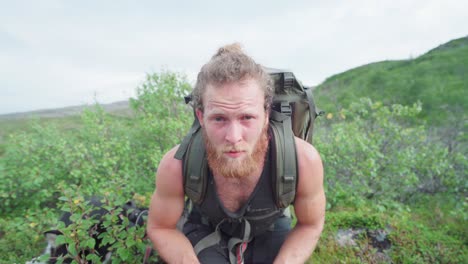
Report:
1,37,466,263
0,71,192,263
315,36,468,127
308,98,466,263
308,36,467,262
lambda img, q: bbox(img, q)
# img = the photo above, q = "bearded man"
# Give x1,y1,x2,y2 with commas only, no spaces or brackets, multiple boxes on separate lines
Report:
147,44,325,264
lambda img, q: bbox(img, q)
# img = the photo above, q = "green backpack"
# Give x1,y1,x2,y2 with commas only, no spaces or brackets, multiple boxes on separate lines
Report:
174,68,322,208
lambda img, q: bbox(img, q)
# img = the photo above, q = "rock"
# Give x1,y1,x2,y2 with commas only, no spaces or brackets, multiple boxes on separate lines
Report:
335,227,392,262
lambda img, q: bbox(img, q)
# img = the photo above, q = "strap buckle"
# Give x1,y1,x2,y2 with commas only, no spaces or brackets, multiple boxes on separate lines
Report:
280,102,292,116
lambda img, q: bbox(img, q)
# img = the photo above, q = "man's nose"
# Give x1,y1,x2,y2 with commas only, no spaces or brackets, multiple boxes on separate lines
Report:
225,122,242,144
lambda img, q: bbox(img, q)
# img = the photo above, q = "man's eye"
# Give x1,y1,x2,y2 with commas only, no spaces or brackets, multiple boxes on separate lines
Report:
214,117,225,122
242,115,254,120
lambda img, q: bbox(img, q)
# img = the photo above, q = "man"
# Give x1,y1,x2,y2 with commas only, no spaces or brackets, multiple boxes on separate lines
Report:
147,43,325,263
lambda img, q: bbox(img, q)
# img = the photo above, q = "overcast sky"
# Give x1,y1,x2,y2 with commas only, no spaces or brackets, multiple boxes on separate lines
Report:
1,0,467,114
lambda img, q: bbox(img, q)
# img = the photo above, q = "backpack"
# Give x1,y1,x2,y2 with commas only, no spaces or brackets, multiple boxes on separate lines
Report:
174,68,322,209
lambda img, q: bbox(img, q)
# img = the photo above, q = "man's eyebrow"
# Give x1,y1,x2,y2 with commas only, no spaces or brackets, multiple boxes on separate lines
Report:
205,110,226,116
206,110,258,117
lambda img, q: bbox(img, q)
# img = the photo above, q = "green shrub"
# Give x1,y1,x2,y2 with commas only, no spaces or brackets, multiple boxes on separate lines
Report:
1,70,465,263
130,70,193,155
0,70,192,261
315,98,466,208
0,208,58,263
49,185,159,263
0,71,193,216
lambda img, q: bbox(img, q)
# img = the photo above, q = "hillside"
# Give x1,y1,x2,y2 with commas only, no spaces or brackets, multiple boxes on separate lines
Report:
0,100,131,120
314,36,468,126
0,100,132,145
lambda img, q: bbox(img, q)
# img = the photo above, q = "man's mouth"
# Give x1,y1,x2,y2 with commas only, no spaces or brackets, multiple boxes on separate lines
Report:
224,150,245,158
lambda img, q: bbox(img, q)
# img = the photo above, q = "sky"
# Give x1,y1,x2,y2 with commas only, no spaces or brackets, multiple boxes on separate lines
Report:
1,0,467,114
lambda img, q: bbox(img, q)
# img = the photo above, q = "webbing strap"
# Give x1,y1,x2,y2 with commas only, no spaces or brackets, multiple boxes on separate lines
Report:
143,245,152,264
281,115,295,183
193,230,221,255
283,72,294,91
304,87,317,144
228,219,251,264
193,220,224,255
192,218,251,263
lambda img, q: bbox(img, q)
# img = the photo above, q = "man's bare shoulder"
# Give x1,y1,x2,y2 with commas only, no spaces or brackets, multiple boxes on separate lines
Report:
294,137,322,166
155,145,184,196
294,137,324,195
158,145,183,175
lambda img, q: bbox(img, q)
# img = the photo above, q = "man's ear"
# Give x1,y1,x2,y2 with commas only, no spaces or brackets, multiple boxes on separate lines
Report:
196,109,204,127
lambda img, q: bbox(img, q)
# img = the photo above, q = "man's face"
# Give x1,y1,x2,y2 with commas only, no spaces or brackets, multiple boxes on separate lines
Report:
196,78,269,179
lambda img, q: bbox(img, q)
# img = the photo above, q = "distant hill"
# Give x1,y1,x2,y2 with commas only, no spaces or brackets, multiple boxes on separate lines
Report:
3,36,466,127
314,36,468,126
0,100,132,120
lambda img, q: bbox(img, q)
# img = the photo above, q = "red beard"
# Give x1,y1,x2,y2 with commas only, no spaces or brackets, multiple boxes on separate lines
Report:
204,125,269,179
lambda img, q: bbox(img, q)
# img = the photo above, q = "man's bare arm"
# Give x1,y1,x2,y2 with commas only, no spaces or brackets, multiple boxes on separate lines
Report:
274,138,326,264
146,146,200,264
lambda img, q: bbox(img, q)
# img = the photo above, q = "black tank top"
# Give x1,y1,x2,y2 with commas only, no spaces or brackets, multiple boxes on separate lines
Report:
190,144,285,239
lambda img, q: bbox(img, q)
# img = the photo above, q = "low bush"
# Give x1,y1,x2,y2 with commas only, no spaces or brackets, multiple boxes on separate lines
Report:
0,71,465,263
315,98,466,208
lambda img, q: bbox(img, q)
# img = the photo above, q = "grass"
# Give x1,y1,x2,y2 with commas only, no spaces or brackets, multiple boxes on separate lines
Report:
309,194,467,263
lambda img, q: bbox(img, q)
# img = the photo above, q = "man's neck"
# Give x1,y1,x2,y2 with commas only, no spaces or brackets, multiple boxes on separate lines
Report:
212,163,264,213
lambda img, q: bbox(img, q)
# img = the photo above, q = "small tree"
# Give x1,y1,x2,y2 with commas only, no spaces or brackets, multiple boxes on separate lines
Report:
130,70,193,155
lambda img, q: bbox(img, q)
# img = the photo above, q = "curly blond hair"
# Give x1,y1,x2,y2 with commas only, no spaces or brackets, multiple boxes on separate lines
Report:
192,43,273,112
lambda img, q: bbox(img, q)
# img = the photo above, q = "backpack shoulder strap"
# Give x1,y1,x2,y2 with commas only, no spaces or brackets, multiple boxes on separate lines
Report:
174,118,208,205
269,110,298,208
